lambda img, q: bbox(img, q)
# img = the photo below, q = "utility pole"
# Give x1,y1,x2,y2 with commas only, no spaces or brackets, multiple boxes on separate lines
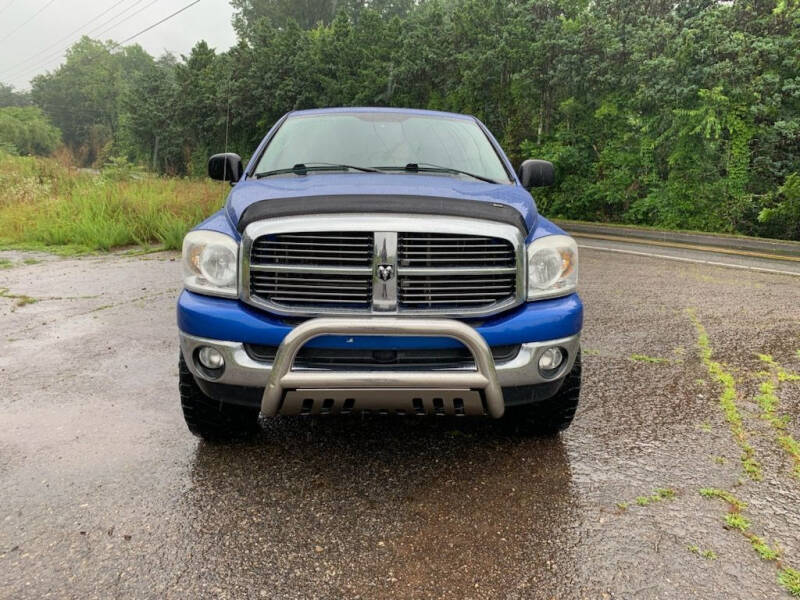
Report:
152,135,159,172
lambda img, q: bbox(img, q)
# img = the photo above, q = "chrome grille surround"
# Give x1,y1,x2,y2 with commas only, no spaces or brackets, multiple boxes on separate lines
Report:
240,214,526,317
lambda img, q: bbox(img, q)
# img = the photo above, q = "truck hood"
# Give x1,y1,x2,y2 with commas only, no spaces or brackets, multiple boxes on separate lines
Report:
224,173,538,232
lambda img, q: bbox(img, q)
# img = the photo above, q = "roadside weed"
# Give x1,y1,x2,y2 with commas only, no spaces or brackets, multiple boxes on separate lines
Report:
724,513,751,532
688,545,717,560
700,487,799,595
756,381,779,414
0,154,225,252
623,488,676,509
0,287,37,307
758,353,777,366
750,536,779,561
700,488,747,511
779,568,800,597
630,353,670,364
760,353,800,383
688,309,762,480
757,358,800,478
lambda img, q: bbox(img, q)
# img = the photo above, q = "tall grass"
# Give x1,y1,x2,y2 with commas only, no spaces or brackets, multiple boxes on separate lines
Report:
0,152,227,252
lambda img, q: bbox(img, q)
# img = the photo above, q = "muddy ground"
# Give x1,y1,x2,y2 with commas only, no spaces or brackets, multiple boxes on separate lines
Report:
1,247,799,599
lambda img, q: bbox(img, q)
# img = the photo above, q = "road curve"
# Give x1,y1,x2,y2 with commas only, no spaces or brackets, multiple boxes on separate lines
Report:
575,235,800,277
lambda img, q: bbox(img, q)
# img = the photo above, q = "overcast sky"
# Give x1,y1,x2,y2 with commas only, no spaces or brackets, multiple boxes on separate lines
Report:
0,0,237,90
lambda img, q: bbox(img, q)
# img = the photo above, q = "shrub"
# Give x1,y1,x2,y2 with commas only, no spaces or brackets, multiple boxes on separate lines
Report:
0,107,61,156
758,173,800,240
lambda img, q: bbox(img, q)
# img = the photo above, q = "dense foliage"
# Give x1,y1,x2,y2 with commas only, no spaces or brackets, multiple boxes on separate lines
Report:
3,0,799,239
0,84,31,108
0,106,61,156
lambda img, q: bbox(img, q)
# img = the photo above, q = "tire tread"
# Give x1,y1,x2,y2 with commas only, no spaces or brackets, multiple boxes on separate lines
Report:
179,354,260,440
505,349,582,436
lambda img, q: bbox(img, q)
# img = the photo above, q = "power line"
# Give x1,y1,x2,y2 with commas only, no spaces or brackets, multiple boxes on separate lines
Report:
91,0,160,41
3,0,152,80
117,0,201,45
80,0,151,39
0,0,59,44
4,0,191,83
13,0,204,90
3,0,130,76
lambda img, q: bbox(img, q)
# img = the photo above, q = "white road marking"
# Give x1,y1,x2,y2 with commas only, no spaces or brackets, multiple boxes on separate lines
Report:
578,244,800,278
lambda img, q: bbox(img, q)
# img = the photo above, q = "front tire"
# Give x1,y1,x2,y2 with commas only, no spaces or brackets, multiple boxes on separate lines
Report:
502,349,581,436
179,353,260,441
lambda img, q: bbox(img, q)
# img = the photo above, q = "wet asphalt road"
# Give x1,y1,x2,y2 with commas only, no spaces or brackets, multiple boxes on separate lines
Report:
1,244,799,599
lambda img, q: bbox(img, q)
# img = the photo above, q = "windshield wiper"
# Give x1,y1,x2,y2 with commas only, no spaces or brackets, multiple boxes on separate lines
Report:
255,162,381,178
375,163,500,184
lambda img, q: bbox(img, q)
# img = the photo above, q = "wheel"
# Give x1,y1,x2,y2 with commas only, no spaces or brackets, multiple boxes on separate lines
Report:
179,353,260,441
502,349,581,436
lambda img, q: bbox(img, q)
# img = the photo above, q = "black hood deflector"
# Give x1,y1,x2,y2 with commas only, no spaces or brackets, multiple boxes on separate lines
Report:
237,195,528,234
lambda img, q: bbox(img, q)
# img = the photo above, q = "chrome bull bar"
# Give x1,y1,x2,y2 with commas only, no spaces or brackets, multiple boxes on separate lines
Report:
261,317,505,418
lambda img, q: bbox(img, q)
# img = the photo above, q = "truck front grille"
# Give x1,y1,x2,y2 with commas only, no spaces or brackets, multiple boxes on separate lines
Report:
244,217,523,317
249,232,374,309
398,233,515,267
398,273,517,309
251,232,374,267
396,232,516,310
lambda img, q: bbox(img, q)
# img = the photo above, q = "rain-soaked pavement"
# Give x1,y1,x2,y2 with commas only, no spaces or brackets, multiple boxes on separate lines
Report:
1,246,799,599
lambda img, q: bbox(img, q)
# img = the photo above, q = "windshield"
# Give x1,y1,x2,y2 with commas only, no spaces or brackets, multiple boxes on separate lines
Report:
254,112,512,183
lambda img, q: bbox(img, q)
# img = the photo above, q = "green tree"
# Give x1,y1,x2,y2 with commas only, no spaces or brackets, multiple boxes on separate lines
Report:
0,106,62,155
31,38,154,166
758,173,800,239
121,54,183,173
231,0,340,34
13,0,800,239
0,83,32,108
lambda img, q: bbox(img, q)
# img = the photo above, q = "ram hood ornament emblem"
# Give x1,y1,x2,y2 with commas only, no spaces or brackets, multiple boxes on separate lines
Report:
377,264,394,281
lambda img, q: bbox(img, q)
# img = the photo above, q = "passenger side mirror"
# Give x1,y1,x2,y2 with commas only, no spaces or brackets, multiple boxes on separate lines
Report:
208,153,243,182
518,159,554,188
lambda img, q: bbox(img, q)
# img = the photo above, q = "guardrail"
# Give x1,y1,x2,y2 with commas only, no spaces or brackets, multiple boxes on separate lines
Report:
554,220,800,259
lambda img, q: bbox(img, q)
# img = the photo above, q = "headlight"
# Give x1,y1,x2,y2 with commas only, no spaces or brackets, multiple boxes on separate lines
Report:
182,230,238,298
527,234,578,300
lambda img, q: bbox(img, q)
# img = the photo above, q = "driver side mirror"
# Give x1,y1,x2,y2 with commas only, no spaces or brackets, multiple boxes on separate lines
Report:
518,159,554,188
208,153,243,182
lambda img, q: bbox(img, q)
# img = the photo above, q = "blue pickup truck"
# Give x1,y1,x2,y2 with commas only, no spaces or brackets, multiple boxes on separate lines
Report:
177,107,583,440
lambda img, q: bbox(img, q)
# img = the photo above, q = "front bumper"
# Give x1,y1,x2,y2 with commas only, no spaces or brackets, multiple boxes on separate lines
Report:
177,290,583,416
180,327,580,414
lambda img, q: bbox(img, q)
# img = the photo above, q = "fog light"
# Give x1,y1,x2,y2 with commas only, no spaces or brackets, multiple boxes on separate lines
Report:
538,347,564,372
198,346,224,370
